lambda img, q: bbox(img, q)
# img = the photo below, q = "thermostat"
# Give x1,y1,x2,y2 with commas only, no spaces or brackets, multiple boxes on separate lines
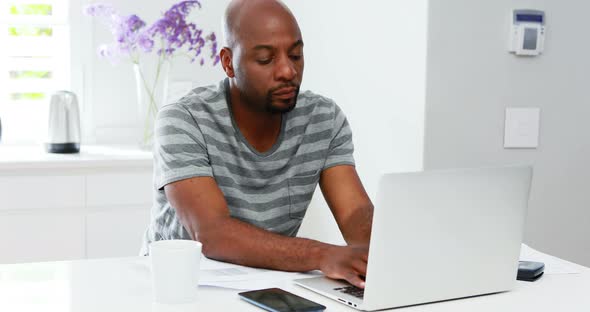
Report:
509,9,545,56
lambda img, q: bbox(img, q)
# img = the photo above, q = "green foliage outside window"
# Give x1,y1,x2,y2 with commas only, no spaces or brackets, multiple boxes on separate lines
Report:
9,70,52,79
10,93,46,101
9,4,52,15
5,5,59,104
8,26,53,36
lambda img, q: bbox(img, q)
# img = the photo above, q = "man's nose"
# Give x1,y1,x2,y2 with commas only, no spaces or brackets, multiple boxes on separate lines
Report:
274,55,297,81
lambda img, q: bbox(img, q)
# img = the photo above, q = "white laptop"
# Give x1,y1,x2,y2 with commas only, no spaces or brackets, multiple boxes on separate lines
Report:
295,166,533,311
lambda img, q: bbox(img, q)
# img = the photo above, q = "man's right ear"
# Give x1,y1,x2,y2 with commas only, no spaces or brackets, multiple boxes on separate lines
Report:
220,47,235,78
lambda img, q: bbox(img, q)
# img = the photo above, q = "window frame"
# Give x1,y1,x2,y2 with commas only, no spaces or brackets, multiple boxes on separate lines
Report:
0,0,92,146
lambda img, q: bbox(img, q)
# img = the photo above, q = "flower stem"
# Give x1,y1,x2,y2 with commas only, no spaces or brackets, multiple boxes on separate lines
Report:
137,64,160,146
134,39,170,147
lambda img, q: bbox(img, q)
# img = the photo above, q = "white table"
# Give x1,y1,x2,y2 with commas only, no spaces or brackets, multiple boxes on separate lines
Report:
1,247,589,312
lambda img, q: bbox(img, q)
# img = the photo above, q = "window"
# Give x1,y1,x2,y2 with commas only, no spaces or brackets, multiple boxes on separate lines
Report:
0,0,71,144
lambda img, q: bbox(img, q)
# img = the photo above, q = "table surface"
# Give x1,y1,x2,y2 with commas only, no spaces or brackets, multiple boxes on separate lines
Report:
1,248,589,312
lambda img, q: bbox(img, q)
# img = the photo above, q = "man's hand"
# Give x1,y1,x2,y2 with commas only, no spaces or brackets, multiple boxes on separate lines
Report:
318,165,372,288
319,245,369,288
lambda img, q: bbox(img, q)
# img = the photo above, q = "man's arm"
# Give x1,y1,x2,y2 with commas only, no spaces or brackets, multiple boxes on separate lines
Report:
165,176,368,288
319,165,374,246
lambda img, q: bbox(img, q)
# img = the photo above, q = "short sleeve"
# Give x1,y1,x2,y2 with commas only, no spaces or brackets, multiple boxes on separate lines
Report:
323,104,355,170
153,104,213,190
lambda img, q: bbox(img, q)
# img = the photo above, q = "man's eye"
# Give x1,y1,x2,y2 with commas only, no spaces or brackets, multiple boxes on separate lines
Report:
290,55,302,61
257,59,272,65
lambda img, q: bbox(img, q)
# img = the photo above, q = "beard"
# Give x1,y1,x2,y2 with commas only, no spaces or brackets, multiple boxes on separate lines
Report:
265,84,300,114
237,82,300,114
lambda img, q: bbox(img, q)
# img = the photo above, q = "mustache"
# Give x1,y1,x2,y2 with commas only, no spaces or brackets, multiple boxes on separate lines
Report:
269,82,299,94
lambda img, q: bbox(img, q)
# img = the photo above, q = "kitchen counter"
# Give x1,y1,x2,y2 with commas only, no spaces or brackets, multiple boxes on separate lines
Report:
0,144,154,263
0,145,153,171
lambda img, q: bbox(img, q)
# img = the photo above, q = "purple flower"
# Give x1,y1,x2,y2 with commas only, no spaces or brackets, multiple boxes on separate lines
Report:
85,1,219,66
148,1,201,55
84,3,116,17
114,15,149,53
84,4,150,61
125,14,145,32
148,1,219,64
96,44,124,64
138,34,154,53
97,44,113,58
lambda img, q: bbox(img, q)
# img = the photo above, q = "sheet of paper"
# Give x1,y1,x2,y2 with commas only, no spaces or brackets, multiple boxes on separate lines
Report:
520,243,581,275
198,257,307,290
200,279,294,291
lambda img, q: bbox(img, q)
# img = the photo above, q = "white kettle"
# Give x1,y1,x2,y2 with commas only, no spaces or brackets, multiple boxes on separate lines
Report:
46,91,81,153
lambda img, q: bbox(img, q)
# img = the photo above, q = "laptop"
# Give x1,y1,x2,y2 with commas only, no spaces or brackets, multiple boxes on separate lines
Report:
295,166,533,311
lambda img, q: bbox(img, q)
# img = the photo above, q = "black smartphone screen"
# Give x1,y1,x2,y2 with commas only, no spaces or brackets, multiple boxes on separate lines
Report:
239,288,326,312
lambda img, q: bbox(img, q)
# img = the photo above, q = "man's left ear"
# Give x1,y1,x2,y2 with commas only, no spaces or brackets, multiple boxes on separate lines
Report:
220,47,235,78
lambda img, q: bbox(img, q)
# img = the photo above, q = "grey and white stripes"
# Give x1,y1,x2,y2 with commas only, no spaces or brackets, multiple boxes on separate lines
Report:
141,79,355,255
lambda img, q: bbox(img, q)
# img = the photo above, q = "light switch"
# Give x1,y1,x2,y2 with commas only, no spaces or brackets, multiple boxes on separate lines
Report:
504,107,540,148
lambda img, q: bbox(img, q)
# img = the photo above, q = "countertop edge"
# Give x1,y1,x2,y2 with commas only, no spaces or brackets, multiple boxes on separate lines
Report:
0,145,154,171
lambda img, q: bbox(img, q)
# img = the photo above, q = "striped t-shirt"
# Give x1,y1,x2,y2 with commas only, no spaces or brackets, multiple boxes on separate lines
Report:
141,79,355,254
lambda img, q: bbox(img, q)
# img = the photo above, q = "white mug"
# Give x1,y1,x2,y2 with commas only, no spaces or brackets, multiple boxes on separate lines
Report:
150,239,202,304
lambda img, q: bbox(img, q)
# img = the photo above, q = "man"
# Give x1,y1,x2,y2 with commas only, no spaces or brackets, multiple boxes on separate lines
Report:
141,0,374,289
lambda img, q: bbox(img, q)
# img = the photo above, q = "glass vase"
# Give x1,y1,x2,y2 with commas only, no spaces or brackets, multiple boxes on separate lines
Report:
133,60,170,150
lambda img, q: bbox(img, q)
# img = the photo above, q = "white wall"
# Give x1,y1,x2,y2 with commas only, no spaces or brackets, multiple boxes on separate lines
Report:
84,0,427,243
286,0,427,243
424,0,590,266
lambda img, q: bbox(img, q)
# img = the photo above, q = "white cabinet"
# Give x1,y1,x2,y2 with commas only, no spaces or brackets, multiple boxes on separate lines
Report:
0,213,85,264
0,175,85,211
86,172,152,207
0,145,153,264
86,208,150,258
84,171,153,259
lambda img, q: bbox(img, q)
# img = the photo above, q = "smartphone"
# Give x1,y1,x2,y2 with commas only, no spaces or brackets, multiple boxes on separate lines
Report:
517,261,545,281
238,288,326,312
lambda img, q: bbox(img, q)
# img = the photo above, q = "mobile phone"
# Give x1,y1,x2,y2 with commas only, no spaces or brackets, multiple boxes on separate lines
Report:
517,261,545,281
238,288,326,312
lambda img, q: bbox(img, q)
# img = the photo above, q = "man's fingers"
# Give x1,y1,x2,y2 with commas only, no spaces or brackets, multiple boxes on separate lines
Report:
345,271,366,289
361,253,368,262
352,247,369,262
358,250,369,262
352,259,368,276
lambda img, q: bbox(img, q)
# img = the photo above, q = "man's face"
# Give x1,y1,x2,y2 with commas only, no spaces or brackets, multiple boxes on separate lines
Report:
231,12,304,114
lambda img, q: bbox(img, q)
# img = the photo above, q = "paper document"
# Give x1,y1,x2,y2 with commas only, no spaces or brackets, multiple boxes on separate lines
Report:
198,257,307,290
200,265,268,282
520,244,581,275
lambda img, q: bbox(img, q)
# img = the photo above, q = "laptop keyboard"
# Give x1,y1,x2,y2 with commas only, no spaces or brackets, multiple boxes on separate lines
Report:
334,286,364,299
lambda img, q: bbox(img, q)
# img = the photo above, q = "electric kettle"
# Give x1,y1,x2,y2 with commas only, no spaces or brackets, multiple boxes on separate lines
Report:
46,91,81,153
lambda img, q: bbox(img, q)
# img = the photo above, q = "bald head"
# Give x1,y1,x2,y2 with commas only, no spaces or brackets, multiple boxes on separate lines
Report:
219,0,304,114
222,0,300,49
